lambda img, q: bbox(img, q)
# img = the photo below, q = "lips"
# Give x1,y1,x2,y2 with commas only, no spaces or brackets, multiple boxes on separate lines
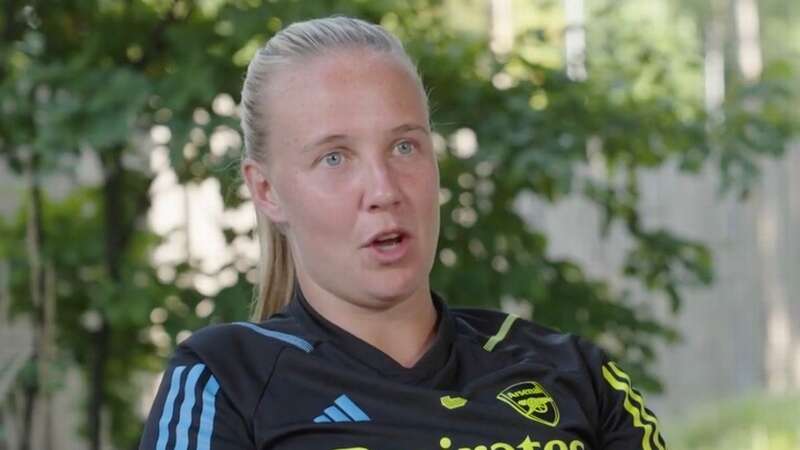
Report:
362,228,411,248
361,227,412,264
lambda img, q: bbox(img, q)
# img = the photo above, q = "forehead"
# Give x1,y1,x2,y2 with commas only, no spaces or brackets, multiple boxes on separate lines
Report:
275,48,419,94
261,49,429,148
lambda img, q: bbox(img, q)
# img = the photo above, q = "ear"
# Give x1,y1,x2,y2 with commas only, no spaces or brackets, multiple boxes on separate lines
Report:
241,157,288,224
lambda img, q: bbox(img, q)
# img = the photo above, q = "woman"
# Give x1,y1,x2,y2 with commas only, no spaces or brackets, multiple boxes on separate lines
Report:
140,16,666,450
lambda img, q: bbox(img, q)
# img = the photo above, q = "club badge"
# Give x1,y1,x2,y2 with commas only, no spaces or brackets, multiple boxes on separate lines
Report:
497,381,560,427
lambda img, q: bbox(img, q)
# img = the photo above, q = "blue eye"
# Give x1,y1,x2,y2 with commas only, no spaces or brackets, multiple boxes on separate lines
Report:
395,141,415,155
322,152,343,167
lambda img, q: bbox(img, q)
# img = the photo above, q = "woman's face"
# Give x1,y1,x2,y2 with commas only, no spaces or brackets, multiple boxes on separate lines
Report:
247,48,440,309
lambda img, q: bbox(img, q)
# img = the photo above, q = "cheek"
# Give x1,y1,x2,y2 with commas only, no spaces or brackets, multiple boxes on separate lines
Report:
402,162,440,224
416,162,440,208
284,178,357,236
287,197,357,268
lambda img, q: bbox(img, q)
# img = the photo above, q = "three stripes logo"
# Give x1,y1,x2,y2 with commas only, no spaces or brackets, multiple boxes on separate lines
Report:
601,361,666,450
313,394,371,423
155,363,220,450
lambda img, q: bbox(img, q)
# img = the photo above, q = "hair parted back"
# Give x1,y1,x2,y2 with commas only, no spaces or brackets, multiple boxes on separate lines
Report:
240,16,429,321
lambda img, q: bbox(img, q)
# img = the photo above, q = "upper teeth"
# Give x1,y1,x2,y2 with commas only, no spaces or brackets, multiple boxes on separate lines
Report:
379,233,399,241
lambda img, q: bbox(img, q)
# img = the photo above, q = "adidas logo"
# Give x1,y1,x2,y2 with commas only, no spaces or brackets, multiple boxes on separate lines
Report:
313,394,371,423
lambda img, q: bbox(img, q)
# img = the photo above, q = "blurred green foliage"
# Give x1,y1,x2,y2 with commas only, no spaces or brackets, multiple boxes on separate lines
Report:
666,391,800,450
1,0,798,448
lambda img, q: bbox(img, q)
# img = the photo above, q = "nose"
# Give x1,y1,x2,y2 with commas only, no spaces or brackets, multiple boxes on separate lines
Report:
363,159,401,212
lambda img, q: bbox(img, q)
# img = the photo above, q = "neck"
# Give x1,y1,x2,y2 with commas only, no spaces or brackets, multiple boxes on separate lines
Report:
297,278,438,368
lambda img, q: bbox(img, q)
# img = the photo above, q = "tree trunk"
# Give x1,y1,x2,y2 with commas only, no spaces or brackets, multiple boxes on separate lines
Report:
757,161,792,393
704,1,726,113
563,0,587,81
735,0,762,82
88,320,109,450
21,152,48,450
89,145,126,450
489,0,513,57
40,262,56,450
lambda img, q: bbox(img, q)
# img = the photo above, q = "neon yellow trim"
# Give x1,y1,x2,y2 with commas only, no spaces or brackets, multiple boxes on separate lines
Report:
606,362,664,433
601,365,662,450
440,395,468,409
483,314,519,351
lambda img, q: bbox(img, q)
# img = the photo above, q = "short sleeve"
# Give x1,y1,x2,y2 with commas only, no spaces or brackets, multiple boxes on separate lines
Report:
139,345,254,450
581,341,668,450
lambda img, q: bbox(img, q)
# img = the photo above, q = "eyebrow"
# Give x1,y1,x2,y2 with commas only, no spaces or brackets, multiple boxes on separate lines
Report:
390,123,431,135
301,123,430,153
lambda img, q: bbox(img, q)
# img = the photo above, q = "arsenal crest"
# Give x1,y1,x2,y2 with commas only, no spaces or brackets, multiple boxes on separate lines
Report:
496,381,560,427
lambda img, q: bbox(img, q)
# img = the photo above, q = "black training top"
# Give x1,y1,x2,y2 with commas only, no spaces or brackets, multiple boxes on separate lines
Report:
139,287,666,450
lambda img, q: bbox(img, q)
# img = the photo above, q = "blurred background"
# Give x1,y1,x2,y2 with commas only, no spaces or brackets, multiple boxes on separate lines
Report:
1,0,798,449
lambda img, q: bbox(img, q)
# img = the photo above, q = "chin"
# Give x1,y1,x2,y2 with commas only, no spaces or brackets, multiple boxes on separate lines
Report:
362,272,426,304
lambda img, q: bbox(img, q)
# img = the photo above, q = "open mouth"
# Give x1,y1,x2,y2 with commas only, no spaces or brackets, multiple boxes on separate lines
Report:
372,233,405,249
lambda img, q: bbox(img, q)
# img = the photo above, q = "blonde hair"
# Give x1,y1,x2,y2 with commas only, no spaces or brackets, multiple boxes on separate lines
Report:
240,16,428,321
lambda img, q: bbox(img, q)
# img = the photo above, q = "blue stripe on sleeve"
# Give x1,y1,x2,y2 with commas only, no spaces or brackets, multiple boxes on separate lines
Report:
335,394,370,422
196,375,220,450
233,322,313,352
156,365,186,450
174,364,205,450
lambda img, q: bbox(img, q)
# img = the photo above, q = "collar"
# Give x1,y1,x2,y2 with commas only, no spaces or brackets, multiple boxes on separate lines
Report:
285,281,457,382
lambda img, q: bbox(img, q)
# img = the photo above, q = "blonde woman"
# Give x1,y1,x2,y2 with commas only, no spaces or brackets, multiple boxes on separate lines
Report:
139,16,666,450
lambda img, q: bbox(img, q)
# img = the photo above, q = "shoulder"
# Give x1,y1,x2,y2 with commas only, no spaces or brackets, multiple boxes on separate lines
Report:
184,314,313,354
179,312,314,372
451,307,604,371
140,316,312,449
165,313,315,414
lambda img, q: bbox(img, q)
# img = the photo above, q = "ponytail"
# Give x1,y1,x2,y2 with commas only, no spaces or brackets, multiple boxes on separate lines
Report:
249,211,295,321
